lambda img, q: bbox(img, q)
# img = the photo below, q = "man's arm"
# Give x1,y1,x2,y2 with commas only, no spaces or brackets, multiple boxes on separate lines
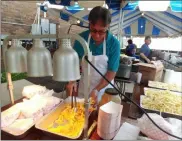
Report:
95,71,116,91
140,53,151,63
140,45,151,63
89,71,116,102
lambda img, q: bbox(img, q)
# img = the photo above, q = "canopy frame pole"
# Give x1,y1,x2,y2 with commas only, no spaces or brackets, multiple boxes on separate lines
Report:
117,9,122,40
119,10,124,46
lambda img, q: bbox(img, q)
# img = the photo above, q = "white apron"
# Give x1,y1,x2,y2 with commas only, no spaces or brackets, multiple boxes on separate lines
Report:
78,34,114,102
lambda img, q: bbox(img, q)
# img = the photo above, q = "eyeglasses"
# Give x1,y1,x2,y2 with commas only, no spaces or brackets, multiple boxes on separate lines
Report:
89,28,107,35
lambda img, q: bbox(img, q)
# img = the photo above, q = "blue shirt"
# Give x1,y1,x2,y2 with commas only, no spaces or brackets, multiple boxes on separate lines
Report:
73,30,120,72
140,44,150,57
126,44,136,56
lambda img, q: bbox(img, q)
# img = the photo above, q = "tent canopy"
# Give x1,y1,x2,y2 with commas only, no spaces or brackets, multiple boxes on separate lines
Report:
42,0,182,37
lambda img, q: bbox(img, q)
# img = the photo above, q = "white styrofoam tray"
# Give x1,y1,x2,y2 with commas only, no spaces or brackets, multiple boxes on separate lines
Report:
1,97,64,138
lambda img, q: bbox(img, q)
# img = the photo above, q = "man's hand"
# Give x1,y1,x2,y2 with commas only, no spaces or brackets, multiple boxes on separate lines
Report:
66,81,77,96
89,71,116,104
140,53,151,64
90,89,98,104
95,71,116,92
146,58,152,64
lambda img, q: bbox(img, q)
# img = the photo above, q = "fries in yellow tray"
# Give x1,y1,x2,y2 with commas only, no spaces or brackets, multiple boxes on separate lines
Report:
47,100,96,138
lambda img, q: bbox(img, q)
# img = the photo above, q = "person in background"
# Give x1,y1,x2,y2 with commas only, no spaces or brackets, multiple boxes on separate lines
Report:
125,39,133,54
140,36,152,63
126,39,137,57
125,39,133,51
66,6,120,103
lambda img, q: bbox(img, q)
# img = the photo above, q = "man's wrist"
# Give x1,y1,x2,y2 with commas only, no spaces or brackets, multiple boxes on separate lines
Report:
146,58,151,63
94,87,100,92
89,89,98,98
93,89,99,93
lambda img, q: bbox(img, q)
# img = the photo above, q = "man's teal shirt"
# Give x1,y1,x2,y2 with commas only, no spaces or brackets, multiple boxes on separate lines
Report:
73,30,120,72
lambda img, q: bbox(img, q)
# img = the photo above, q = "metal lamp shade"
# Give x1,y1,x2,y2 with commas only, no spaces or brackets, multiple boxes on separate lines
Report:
53,38,80,82
5,39,27,73
27,39,53,77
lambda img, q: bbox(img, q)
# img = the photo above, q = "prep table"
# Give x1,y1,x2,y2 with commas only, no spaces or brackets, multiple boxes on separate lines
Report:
1,81,143,140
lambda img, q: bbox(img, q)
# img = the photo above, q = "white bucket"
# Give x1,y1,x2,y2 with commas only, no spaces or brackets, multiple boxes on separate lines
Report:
164,69,182,86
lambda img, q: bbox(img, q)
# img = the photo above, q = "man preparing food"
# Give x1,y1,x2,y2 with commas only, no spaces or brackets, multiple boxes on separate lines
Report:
140,36,152,63
66,6,120,103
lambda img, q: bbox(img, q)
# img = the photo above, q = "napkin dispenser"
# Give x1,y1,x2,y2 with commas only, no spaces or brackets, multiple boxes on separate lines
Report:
97,101,123,139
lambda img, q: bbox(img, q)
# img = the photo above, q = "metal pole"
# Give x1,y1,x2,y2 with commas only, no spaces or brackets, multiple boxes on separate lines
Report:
120,10,124,48
117,9,122,40
1,21,31,26
62,10,89,25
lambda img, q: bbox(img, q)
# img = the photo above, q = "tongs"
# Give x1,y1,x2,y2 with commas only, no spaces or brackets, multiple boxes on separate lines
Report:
70,83,77,112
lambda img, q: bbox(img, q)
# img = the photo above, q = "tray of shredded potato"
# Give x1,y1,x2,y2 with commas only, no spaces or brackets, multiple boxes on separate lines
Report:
148,81,182,92
140,88,182,118
35,96,96,139
144,87,182,97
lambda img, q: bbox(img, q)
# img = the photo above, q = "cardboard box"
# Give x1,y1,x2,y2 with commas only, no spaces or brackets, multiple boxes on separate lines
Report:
136,61,164,84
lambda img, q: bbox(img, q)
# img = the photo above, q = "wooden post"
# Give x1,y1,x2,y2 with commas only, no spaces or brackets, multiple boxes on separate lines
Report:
6,72,14,104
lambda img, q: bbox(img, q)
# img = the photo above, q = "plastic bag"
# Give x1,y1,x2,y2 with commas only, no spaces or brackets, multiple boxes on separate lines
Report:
1,103,23,128
39,89,54,97
45,96,61,106
43,105,57,115
21,93,62,120
165,118,182,139
22,85,47,99
42,96,62,115
33,111,44,122
138,113,174,140
29,94,62,115
20,99,44,121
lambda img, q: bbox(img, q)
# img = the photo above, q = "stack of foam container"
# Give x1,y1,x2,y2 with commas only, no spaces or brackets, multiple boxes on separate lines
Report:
97,101,123,139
